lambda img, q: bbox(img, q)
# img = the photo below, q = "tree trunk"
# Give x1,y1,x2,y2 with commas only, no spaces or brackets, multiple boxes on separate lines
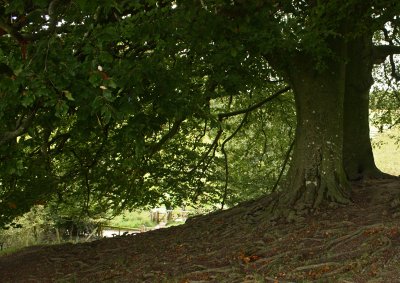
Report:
343,36,389,180
279,51,351,213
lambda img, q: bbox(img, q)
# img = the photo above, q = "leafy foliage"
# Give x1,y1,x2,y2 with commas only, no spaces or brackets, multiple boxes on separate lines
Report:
1,0,400,227
371,62,400,131
0,0,294,227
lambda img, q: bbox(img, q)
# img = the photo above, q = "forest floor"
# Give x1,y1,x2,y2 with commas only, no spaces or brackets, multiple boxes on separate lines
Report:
1,179,400,283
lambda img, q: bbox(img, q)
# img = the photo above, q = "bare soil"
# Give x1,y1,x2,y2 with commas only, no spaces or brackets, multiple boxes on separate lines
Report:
1,179,400,282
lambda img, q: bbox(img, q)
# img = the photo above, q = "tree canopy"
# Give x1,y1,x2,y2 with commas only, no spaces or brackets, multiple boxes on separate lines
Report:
1,0,400,227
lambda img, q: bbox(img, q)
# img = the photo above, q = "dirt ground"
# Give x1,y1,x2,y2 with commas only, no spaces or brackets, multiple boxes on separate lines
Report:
1,179,400,282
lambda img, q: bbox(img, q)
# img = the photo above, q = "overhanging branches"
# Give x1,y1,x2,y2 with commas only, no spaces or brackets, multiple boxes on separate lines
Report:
190,86,292,200
148,118,184,158
375,28,400,80
217,86,291,119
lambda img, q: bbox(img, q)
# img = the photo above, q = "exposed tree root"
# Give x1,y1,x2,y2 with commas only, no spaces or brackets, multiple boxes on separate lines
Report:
1,180,400,282
293,262,340,272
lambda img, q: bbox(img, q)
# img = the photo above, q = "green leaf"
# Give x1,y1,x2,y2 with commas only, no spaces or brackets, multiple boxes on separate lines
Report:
107,79,117,89
89,73,103,87
63,90,75,101
230,48,238,57
101,105,112,123
55,100,69,117
21,93,35,107
102,89,115,102
99,51,114,64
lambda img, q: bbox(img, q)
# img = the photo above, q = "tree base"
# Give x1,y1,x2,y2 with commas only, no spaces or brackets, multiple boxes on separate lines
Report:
349,169,399,181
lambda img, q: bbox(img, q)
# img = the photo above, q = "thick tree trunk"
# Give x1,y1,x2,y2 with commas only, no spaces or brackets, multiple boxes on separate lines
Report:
343,37,389,180
280,52,351,212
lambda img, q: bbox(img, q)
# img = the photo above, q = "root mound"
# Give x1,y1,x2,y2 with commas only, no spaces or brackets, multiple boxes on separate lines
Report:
1,179,400,282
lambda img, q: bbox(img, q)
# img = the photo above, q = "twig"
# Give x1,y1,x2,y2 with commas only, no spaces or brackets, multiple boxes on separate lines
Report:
189,128,222,175
272,137,295,192
220,112,249,209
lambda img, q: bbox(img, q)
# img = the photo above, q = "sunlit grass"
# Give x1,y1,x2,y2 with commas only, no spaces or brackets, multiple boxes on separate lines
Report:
372,126,400,176
107,210,155,228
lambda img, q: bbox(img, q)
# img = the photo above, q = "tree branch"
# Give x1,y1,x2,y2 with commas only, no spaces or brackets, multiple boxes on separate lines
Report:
388,54,400,81
272,137,295,192
373,28,400,80
0,19,25,42
373,43,400,81
148,118,184,157
220,112,249,209
0,112,36,146
189,128,223,175
220,142,229,210
48,133,71,154
373,45,400,64
218,86,291,119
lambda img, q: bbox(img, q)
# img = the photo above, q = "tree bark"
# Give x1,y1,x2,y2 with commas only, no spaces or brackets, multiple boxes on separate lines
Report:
279,50,351,213
343,36,392,180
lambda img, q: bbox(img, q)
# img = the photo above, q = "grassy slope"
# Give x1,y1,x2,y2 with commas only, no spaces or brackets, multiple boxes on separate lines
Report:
373,127,400,176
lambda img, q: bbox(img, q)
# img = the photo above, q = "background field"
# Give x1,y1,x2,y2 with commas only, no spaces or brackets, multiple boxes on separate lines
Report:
373,127,400,175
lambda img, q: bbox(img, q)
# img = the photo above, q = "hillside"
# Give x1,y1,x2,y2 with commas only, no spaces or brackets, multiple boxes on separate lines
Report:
1,179,400,282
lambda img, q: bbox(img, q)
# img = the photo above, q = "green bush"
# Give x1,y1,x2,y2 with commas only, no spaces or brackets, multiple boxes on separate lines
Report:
0,205,54,250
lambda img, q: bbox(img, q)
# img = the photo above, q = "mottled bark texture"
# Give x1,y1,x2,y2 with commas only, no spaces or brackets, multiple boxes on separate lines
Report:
275,35,400,213
280,49,351,211
343,36,388,180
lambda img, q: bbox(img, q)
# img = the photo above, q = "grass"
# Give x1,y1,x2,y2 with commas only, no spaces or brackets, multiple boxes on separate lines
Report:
107,210,155,228
372,126,400,176
106,209,191,229
0,246,24,257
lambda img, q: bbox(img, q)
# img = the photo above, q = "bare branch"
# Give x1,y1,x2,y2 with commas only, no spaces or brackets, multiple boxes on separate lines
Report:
373,45,400,64
218,86,291,119
373,28,400,80
272,137,295,192
220,112,249,209
388,54,400,81
192,120,208,151
189,128,223,175
148,118,184,157
220,143,229,210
